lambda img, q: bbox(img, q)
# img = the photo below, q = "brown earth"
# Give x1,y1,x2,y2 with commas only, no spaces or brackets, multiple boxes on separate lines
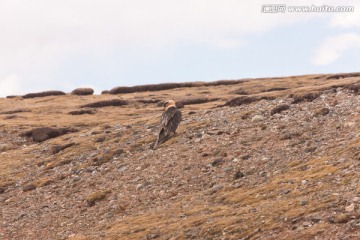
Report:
1,73,360,240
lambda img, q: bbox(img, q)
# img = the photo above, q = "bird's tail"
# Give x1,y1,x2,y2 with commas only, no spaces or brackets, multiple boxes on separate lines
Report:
153,132,171,150
153,139,159,150
153,133,161,150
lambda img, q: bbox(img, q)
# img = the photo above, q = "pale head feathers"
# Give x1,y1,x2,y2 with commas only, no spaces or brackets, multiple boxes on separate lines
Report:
163,99,176,109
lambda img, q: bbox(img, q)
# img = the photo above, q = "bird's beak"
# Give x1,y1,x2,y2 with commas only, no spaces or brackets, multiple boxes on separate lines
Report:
163,101,169,108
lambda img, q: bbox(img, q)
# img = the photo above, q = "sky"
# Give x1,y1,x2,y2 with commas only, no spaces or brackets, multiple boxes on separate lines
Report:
0,0,359,97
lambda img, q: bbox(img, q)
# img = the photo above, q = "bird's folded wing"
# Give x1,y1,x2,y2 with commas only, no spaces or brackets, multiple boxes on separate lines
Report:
167,109,182,133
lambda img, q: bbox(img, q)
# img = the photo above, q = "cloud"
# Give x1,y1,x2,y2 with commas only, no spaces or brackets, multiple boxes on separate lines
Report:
311,33,360,66
0,0,314,96
331,13,360,28
0,0,355,96
329,2,360,28
0,75,23,97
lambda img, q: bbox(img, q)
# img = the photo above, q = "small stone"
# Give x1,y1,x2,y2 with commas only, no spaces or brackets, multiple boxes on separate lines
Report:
251,115,265,122
303,221,311,227
234,171,245,180
353,197,360,203
223,166,233,172
300,200,308,206
345,204,355,212
259,171,267,177
301,180,307,185
310,215,322,223
23,184,36,192
313,107,330,117
95,137,106,143
118,165,127,173
305,147,316,153
211,159,224,166
136,184,143,191
270,104,290,115
331,213,350,224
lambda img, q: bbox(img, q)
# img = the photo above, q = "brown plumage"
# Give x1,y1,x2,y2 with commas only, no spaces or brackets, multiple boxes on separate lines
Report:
153,100,182,149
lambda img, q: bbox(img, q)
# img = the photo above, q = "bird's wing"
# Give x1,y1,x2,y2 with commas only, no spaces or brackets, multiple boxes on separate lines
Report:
154,107,182,149
166,109,182,133
159,106,178,130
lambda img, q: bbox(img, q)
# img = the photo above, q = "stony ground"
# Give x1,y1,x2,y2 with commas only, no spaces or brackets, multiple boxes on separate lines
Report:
1,73,360,239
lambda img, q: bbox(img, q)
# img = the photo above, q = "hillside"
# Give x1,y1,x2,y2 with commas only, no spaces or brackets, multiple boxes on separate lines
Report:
1,73,360,240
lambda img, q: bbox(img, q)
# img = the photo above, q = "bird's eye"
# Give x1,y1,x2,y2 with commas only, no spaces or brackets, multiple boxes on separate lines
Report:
163,101,169,107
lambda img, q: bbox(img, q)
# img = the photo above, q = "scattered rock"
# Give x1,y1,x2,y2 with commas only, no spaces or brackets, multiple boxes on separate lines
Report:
81,99,129,108
303,221,311,227
313,107,330,117
234,171,245,180
178,98,220,106
346,204,355,212
279,132,301,140
6,95,20,98
330,214,350,224
0,109,31,115
51,143,76,154
292,92,320,104
262,87,288,92
345,83,360,93
22,91,66,99
23,184,36,192
326,72,360,80
95,136,106,143
22,127,77,142
114,149,125,155
71,88,94,96
211,159,225,166
92,154,113,166
231,88,249,95
270,104,290,115
136,99,161,104
109,80,247,95
136,184,143,191
251,115,265,122
225,96,275,107
68,109,96,115
305,147,317,153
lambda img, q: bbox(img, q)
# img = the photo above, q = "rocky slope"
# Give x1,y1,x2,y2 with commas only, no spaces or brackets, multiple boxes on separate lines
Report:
1,73,360,240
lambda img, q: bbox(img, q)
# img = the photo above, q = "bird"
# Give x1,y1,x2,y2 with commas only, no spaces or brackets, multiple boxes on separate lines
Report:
153,99,182,149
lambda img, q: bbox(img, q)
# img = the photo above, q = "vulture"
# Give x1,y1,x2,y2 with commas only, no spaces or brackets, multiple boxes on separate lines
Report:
153,100,182,149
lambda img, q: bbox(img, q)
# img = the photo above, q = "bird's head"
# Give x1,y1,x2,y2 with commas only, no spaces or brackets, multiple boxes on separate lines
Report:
163,99,176,109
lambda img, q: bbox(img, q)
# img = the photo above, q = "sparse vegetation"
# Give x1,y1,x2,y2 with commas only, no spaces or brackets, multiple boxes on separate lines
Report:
86,190,111,207
1,72,360,239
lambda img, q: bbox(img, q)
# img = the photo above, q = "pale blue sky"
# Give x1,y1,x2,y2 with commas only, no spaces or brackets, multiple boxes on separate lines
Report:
0,0,359,97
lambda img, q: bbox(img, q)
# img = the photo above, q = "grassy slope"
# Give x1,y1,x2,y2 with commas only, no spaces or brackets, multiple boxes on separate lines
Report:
1,73,360,240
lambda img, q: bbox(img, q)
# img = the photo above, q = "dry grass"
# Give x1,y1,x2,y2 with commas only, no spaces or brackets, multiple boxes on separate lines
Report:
86,190,112,207
1,72,360,239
